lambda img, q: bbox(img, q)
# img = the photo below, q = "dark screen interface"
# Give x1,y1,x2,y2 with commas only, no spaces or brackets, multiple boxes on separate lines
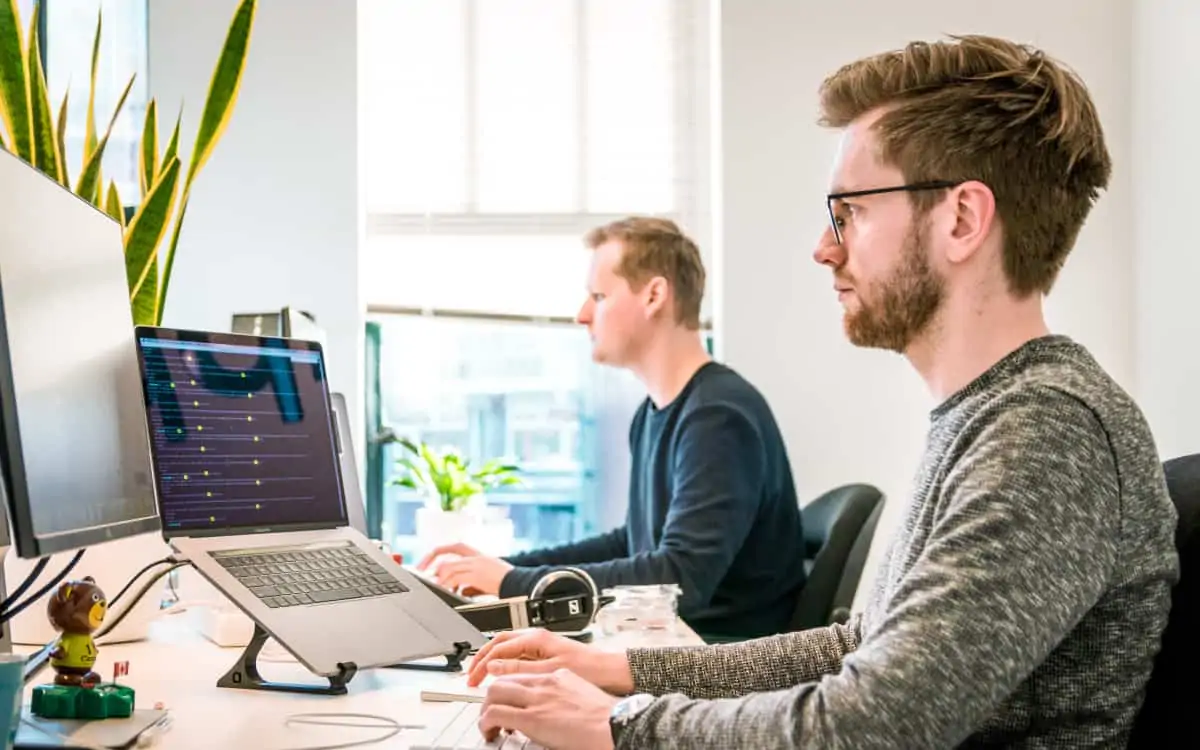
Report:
138,336,345,531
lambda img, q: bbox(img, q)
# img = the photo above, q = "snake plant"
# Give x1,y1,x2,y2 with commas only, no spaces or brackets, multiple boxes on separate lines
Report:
0,0,256,325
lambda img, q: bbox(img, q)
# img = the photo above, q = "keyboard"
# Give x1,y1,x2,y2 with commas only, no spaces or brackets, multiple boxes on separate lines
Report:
213,541,408,608
408,702,545,750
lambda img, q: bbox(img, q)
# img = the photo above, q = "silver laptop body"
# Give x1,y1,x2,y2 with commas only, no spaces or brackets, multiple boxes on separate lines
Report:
132,326,484,677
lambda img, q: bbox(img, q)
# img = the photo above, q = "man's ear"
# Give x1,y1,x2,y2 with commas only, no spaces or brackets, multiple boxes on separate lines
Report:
642,276,670,319
942,180,996,265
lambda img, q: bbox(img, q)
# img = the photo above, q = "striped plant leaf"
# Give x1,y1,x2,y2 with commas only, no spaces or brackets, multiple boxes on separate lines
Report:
74,74,134,205
138,98,157,197
55,89,68,186
182,0,255,189
126,156,181,326
0,0,30,159
159,0,256,323
104,179,124,228
83,7,101,167
161,108,181,169
26,3,61,183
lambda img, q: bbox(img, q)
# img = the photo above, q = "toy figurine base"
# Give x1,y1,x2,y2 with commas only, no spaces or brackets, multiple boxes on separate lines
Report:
382,641,473,673
30,683,134,720
217,622,358,695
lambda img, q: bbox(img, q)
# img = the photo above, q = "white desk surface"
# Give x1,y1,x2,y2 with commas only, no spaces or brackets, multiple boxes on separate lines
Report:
18,613,703,750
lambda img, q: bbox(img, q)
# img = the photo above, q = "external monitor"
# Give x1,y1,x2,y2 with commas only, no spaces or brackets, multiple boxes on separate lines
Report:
230,311,283,337
0,149,160,559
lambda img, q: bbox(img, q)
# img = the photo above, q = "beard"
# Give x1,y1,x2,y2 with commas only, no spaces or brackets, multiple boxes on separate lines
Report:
843,222,944,353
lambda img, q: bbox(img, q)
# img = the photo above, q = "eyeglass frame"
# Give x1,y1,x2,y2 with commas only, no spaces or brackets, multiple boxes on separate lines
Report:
825,180,967,245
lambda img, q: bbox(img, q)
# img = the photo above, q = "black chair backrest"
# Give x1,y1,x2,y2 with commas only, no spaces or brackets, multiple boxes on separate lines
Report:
1129,454,1200,745
789,483,884,631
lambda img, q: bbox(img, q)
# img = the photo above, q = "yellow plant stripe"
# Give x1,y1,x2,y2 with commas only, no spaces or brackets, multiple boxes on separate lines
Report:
184,0,255,189
55,89,68,186
83,8,101,165
139,98,157,197
105,179,124,227
0,0,30,159
126,157,181,325
26,12,60,183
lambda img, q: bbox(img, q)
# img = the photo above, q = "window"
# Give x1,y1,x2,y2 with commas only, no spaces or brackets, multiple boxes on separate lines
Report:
359,0,707,556
26,0,149,203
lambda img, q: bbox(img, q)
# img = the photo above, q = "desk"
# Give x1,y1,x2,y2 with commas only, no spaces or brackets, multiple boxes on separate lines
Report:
18,613,703,749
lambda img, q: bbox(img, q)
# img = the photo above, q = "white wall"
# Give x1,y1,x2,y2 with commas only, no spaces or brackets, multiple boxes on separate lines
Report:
1132,4,1200,463
147,0,364,451
711,0,1135,606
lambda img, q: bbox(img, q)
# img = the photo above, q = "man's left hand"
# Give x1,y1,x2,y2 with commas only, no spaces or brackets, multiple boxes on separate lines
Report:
431,554,513,596
479,669,618,750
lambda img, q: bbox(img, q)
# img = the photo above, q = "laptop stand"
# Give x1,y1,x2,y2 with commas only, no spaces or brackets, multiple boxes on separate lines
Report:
218,622,358,695
383,640,473,673
217,623,476,694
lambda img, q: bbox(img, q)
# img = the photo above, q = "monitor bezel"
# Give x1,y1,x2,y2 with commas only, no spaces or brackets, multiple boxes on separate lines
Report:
132,325,348,540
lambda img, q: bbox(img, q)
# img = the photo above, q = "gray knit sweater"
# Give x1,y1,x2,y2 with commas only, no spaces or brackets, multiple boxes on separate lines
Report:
618,336,1179,749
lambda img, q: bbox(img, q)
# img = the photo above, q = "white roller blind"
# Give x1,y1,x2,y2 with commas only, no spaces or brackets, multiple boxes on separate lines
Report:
360,0,705,319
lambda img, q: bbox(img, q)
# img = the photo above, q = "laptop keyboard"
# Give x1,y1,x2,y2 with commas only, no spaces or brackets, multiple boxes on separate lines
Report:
213,541,408,608
409,702,544,750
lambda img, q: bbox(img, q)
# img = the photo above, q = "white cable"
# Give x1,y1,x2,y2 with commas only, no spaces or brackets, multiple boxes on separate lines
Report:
280,713,422,750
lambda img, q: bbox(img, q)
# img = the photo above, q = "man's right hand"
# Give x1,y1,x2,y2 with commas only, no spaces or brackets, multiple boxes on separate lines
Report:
416,542,485,571
466,629,635,696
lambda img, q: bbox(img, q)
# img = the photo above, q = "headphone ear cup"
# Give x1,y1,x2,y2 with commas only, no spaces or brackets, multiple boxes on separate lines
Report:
529,567,601,631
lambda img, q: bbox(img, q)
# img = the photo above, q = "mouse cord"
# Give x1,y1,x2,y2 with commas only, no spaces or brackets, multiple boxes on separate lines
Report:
281,713,422,750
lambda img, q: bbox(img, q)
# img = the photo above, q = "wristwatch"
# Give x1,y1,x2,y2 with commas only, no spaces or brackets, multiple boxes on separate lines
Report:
609,693,655,746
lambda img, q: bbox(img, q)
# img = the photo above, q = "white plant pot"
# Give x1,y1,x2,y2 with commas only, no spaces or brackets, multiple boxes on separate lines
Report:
415,506,481,553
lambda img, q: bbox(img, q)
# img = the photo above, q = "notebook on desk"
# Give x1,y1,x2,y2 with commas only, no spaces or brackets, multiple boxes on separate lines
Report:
14,707,168,749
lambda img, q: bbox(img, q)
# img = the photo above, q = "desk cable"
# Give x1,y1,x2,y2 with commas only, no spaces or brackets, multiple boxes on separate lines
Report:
281,712,423,750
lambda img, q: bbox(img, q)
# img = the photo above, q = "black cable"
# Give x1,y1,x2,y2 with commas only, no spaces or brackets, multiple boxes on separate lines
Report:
0,556,48,612
0,549,84,624
95,561,189,638
107,556,178,608
22,559,193,684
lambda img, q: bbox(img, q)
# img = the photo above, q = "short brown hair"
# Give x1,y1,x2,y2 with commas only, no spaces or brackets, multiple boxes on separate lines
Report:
818,34,1112,296
584,216,706,329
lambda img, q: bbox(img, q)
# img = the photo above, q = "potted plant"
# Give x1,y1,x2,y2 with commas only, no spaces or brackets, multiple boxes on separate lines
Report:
390,438,524,550
0,0,256,325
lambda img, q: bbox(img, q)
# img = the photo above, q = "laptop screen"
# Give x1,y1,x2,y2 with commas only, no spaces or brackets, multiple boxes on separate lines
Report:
135,327,347,535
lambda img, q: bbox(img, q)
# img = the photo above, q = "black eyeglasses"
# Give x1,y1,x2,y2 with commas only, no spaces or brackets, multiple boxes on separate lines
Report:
826,180,965,245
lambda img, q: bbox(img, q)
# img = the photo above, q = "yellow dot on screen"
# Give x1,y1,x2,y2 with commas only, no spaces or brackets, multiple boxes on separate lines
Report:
176,428,182,434
200,446,206,453
182,474,188,481
197,425,203,431
247,416,253,422
255,503,261,509
190,379,196,386
256,480,261,486
247,393,253,399
193,401,199,407
253,459,260,466
206,491,212,497
204,470,209,477
254,436,260,442
170,383,176,389
209,516,215,522
241,373,247,379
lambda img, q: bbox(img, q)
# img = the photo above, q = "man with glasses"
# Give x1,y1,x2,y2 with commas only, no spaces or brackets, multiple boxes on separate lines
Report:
458,35,1180,749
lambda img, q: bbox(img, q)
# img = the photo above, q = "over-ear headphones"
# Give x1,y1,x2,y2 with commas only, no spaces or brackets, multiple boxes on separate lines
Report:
528,566,610,635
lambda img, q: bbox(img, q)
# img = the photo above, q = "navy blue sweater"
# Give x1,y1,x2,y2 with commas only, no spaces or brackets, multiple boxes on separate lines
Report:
500,362,807,638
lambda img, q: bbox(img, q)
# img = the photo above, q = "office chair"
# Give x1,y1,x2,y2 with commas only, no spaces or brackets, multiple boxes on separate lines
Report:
789,483,884,631
1128,454,1200,746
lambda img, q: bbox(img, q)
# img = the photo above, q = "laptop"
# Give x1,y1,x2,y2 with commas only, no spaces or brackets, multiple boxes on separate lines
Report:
132,326,485,678
329,392,472,609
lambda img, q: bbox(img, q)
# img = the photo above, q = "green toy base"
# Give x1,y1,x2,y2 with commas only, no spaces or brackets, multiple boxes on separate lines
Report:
30,683,135,720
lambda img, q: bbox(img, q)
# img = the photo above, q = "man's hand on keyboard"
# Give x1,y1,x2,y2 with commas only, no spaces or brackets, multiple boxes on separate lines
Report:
417,543,512,596
480,669,618,750
467,629,634,695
